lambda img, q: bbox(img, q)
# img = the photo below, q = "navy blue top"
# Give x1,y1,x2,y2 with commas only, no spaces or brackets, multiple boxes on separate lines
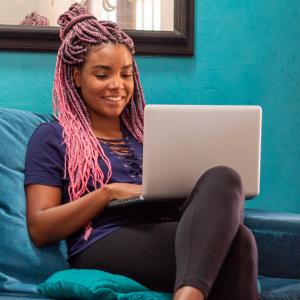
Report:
24,121,164,258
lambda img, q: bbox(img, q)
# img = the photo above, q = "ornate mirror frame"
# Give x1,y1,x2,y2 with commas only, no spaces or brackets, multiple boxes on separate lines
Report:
0,0,194,56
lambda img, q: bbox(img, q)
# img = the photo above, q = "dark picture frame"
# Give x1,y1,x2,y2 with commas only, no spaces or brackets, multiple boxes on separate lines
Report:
0,0,194,56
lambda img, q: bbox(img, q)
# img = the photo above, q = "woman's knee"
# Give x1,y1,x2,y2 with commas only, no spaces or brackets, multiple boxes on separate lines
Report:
182,166,244,217
198,166,243,195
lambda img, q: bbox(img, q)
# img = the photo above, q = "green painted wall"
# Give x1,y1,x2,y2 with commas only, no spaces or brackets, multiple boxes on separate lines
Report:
0,1,300,213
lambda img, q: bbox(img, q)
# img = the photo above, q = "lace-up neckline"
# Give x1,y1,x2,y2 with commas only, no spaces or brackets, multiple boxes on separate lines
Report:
99,133,142,179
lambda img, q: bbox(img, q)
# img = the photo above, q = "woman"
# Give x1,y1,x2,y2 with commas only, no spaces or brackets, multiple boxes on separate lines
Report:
25,3,259,300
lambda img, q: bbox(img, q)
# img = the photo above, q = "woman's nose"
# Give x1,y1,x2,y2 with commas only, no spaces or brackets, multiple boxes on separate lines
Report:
108,76,123,89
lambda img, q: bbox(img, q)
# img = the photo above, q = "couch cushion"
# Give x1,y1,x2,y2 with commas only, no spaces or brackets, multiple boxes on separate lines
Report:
0,292,50,299
259,276,300,300
0,108,68,294
245,209,300,279
38,269,172,300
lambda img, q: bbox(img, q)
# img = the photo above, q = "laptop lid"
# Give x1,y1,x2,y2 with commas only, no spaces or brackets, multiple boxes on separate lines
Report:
142,105,262,199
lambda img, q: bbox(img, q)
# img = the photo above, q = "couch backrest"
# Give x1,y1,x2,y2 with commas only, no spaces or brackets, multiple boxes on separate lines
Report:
0,108,68,293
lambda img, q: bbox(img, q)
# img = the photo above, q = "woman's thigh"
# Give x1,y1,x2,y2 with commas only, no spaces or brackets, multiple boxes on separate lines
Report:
69,221,178,292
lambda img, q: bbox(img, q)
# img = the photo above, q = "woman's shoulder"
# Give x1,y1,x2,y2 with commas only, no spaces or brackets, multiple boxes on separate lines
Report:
28,121,64,148
25,121,65,186
33,120,63,135
31,120,63,139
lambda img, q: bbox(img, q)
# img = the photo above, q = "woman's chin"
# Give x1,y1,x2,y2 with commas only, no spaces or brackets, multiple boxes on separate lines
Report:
102,107,125,118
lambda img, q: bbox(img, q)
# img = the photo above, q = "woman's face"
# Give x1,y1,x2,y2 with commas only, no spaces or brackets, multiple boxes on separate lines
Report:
73,43,134,121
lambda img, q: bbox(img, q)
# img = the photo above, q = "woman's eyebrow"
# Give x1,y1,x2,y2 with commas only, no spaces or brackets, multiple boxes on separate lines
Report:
122,64,134,69
91,65,111,70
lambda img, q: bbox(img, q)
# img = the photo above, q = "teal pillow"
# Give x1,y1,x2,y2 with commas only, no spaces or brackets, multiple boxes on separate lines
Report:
38,269,172,300
0,108,69,293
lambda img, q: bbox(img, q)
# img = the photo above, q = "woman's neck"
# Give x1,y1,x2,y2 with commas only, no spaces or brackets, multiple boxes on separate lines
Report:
90,115,123,140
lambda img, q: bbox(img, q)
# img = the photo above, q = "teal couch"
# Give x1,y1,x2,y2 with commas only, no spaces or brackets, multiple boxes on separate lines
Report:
1,107,300,300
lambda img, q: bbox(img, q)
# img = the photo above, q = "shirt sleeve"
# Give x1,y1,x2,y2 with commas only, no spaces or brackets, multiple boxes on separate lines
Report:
24,122,65,187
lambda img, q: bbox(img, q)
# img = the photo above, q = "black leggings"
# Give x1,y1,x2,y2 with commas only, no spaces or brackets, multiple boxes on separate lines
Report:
70,166,259,300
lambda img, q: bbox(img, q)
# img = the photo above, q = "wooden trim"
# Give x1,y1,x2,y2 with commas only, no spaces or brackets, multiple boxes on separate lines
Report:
0,0,194,56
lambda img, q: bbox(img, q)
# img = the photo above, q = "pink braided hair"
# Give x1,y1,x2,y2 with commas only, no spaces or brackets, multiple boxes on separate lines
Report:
53,3,145,239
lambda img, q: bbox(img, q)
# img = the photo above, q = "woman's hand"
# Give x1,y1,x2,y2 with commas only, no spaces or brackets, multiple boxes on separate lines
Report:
105,183,142,201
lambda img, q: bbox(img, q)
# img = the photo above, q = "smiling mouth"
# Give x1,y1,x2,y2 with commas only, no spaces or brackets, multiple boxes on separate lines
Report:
102,96,125,102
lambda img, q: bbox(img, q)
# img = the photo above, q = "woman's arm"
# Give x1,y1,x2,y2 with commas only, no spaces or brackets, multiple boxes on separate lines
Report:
26,183,142,247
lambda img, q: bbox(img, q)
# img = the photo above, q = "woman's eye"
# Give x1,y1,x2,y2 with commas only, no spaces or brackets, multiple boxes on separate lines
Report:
122,73,132,78
95,74,107,79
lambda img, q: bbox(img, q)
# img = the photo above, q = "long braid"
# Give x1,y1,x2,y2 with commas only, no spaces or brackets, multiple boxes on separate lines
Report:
54,3,145,239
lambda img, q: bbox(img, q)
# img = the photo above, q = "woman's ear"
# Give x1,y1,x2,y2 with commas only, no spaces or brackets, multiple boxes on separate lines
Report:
73,67,81,88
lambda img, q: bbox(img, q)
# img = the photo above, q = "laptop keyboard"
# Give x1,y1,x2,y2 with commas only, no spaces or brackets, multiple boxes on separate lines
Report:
107,195,145,208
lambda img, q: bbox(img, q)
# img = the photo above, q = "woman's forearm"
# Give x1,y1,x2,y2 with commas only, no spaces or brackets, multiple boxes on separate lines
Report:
28,186,111,247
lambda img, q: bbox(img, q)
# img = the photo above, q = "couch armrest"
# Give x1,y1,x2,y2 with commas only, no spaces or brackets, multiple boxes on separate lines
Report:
244,208,300,279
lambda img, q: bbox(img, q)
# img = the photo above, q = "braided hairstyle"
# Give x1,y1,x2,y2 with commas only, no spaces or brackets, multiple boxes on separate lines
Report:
53,3,145,238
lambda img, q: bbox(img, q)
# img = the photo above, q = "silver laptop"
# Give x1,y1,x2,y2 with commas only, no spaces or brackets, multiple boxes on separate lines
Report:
108,105,262,208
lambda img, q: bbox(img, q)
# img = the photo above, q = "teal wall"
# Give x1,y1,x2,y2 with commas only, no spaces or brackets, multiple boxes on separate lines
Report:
0,1,300,213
